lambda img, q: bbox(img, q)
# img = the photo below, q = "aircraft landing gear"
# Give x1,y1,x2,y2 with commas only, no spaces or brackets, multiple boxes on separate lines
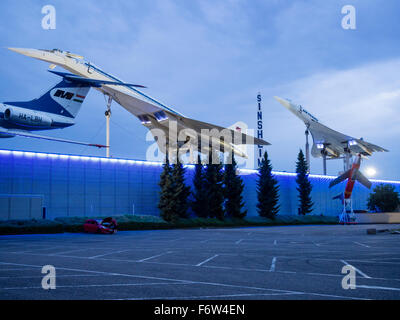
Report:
343,148,352,172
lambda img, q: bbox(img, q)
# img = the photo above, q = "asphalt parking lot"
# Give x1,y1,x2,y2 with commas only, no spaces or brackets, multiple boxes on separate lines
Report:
0,224,400,300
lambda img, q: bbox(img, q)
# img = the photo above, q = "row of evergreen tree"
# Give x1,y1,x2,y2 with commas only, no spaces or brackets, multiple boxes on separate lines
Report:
158,150,313,222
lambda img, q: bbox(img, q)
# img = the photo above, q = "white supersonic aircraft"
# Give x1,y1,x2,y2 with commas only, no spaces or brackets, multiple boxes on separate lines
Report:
274,96,388,159
8,48,270,159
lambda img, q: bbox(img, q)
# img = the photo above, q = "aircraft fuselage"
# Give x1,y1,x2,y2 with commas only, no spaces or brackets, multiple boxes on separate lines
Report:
0,102,74,135
344,155,362,199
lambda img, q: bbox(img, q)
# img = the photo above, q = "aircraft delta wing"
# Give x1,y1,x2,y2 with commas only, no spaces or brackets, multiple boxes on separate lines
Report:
9,48,270,158
98,81,269,158
274,96,388,159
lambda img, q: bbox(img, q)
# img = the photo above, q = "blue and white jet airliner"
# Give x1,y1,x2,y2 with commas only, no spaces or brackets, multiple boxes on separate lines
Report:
0,68,144,148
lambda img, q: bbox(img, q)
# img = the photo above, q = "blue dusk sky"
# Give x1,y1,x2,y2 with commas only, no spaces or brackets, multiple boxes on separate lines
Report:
0,0,399,179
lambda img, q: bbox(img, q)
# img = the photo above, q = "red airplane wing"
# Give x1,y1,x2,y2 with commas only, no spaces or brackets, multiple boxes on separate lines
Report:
329,169,351,188
354,171,372,189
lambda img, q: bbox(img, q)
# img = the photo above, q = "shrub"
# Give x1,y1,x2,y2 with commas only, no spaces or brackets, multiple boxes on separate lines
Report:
367,184,400,213
0,219,63,235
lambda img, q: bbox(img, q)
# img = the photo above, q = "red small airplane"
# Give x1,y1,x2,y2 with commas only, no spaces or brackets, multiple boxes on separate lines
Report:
329,154,372,223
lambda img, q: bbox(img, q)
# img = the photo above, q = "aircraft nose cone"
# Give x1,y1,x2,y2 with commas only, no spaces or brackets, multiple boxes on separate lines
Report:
7,47,66,66
273,96,291,109
7,47,52,62
8,47,39,57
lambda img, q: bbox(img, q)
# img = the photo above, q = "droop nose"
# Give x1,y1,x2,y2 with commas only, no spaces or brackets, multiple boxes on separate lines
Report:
273,96,293,111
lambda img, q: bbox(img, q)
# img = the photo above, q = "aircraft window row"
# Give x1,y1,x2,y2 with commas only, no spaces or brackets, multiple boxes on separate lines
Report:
154,111,168,121
138,115,151,124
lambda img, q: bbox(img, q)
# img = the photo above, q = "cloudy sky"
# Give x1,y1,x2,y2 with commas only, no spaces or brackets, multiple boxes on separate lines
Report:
0,0,399,179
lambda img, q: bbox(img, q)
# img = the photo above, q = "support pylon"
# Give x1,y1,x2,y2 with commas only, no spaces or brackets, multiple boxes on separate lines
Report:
339,198,356,225
105,95,112,158
305,128,310,173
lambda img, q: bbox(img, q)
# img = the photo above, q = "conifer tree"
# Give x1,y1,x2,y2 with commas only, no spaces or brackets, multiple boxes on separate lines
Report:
296,149,313,215
204,151,225,220
171,159,191,219
256,151,280,219
224,153,247,218
158,156,177,222
191,155,208,218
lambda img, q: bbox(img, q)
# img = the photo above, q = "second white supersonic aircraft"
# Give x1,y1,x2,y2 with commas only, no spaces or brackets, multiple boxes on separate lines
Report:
274,96,387,159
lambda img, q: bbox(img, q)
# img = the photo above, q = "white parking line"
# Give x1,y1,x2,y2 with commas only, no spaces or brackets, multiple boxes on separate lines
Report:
5,250,396,282
137,251,172,262
1,282,187,290
49,248,89,256
341,260,371,279
6,248,400,289
88,250,131,259
356,285,400,291
0,261,191,283
0,274,105,279
120,292,304,300
342,259,400,265
13,246,63,254
0,261,369,300
269,257,277,272
354,242,370,248
0,268,39,271
196,254,219,267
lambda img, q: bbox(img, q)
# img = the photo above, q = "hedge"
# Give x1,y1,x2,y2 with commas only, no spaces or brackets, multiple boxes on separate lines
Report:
0,214,338,235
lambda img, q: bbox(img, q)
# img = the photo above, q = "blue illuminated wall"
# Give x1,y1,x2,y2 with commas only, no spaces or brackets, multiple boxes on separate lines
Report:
0,149,399,220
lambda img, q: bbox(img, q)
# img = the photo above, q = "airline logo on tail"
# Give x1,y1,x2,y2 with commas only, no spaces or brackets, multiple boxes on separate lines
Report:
49,85,89,118
54,90,74,100
52,89,86,103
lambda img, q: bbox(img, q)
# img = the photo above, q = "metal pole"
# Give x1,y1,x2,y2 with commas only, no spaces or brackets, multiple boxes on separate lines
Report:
322,150,327,175
343,146,351,172
305,128,310,173
105,95,112,158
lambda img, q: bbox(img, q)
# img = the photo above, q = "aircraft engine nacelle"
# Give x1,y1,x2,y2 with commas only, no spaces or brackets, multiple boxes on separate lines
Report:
311,143,340,158
4,106,53,128
311,144,323,158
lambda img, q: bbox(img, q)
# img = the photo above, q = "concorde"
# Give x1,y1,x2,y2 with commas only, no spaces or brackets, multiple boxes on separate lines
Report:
274,96,388,159
8,48,270,159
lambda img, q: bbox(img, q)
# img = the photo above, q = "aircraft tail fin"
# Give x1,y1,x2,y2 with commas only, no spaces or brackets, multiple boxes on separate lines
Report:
329,169,351,188
333,193,344,203
4,70,147,118
4,78,91,119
